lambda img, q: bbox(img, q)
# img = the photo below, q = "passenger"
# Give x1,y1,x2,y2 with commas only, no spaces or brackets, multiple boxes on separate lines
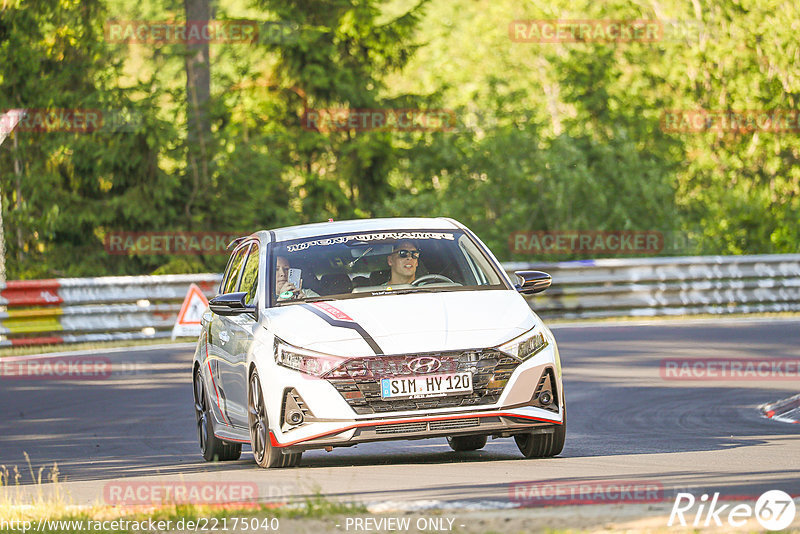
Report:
275,256,317,300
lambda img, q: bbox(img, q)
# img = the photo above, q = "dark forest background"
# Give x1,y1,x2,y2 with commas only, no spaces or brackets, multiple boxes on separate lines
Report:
1,0,798,279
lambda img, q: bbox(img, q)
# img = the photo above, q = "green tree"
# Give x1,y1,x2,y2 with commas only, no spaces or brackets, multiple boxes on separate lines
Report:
254,0,428,219
0,0,177,277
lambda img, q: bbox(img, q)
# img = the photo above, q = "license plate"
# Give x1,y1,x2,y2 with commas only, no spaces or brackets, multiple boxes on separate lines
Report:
380,372,473,399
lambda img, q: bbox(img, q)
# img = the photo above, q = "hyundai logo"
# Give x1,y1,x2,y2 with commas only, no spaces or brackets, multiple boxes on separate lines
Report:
407,356,442,374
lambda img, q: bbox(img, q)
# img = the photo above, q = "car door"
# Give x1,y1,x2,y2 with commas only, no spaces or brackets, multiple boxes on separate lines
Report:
219,241,261,428
206,243,249,427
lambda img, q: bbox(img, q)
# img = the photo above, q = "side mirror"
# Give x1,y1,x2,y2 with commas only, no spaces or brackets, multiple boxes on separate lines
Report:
514,271,552,295
209,292,250,316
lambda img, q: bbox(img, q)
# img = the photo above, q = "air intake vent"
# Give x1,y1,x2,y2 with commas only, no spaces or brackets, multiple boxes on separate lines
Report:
429,418,480,431
375,422,428,434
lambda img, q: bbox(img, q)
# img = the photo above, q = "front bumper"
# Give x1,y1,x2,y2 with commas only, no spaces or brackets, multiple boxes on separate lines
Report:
260,339,564,452
271,407,563,453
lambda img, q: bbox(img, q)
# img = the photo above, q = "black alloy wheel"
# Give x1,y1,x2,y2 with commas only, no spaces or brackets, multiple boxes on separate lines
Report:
248,370,301,468
193,367,241,461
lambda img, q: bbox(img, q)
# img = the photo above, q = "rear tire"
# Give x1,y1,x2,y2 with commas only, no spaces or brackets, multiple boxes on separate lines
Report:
193,367,241,462
248,371,302,468
514,420,565,459
447,435,488,452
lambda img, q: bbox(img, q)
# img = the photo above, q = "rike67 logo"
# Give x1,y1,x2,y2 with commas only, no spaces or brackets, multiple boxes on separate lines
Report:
669,490,796,530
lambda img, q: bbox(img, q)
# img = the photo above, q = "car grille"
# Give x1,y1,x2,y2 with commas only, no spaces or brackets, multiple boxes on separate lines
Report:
325,350,520,415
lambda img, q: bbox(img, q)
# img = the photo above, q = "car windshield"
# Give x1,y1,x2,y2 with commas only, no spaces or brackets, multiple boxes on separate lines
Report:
271,229,506,305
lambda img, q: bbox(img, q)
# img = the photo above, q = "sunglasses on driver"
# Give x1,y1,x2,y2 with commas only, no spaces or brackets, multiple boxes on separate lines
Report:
393,249,420,259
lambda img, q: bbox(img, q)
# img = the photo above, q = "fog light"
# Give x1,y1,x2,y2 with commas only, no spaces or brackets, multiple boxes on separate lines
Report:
531,368,559,412
287,410,304,425
281,388,313,430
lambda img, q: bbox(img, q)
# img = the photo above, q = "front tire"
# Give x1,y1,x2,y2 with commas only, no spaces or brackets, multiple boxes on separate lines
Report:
447,435,488,451
514,420,566,459
248,370,302,468
193,367,241,462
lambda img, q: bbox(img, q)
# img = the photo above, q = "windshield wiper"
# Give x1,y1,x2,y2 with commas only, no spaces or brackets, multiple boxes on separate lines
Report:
299,297,335,303
384,287,441,295
276,296,334,306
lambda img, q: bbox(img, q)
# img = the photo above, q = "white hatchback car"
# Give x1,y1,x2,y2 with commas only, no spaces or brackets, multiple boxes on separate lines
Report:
192,218,564,468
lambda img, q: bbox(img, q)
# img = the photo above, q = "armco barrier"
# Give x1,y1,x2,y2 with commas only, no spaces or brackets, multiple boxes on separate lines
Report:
514,254,800,319
0,274,222,347
0,255,798,346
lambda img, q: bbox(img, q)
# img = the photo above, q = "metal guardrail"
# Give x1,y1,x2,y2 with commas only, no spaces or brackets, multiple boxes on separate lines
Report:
1,254,798,347
513,254,800,319
0,274,222,347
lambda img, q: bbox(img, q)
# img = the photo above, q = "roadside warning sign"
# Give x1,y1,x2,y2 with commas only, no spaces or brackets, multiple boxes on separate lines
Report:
1,110,26,146
171,283,209,339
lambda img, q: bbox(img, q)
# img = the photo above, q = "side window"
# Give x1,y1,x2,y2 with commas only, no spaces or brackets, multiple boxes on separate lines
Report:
240,244,260,305
219,253,235,294
222,245,249,294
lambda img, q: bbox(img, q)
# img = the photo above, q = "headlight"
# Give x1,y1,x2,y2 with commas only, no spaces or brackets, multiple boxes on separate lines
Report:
497,326,549,361
275,341,349,377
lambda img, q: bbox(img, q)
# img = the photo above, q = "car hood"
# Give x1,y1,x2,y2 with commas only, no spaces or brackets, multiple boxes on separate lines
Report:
264,290,537,356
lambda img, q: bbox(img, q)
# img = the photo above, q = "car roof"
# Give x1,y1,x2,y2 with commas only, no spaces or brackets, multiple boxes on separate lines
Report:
266,217,462,242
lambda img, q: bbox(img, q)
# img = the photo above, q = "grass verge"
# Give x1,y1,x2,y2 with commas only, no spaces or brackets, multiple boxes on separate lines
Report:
2,459,367,532
0,499,368,533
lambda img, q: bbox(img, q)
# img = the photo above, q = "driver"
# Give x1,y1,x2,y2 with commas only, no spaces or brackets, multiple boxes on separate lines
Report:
386,240,419,286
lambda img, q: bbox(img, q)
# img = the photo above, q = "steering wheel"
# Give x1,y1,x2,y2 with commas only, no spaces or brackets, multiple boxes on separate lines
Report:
411,274,455,286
